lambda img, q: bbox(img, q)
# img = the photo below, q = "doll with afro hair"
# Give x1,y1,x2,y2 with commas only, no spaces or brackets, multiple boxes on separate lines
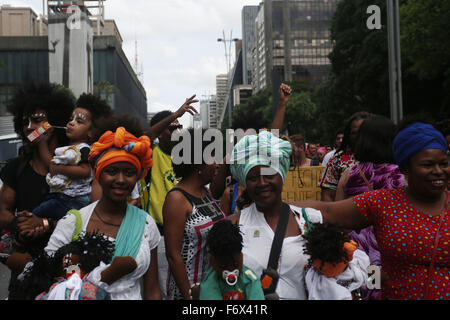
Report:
6,231,138,300
195,220,265,300
303,223,370,300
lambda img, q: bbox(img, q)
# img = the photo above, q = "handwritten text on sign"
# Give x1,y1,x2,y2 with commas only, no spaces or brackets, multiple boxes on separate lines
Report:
282,166,325,201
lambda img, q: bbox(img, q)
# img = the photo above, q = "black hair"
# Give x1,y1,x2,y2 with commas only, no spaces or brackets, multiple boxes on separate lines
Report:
172,128,213,179
76,93,112,122
53,232,115,275
150,110,173,127
353,114,396,164
435,119,450,137
303,223,351,268
395,112,436,136
335,128,344,136
290,134,305,148
207,220,243,258
75,93,113,144
7,81,75,146
92,113,145,142
337,111,372,154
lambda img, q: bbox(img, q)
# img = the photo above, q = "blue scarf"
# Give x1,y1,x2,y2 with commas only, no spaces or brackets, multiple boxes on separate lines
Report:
112,204,147,259
393,122,447,169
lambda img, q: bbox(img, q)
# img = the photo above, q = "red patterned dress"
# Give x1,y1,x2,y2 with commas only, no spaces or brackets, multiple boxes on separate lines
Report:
353,188,450,300
319,151,356,191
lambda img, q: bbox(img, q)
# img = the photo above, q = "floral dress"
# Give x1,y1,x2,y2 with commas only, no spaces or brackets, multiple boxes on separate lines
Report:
353,188,450,299
319,150,356,191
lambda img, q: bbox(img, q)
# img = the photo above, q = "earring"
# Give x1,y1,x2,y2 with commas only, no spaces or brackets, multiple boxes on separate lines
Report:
198,170,202,175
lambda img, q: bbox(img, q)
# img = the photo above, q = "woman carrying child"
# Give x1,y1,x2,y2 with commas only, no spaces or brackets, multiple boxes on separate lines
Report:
44,124,161,299
32,93,112,220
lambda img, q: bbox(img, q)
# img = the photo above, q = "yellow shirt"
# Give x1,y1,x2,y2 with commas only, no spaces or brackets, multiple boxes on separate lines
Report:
139,145,177,225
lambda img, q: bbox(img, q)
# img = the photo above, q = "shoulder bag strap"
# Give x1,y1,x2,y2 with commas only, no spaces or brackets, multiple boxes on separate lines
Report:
267,202,291,271
356,163,374,191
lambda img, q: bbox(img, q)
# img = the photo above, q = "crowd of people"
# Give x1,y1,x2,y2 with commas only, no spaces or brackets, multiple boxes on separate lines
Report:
0,81,448,300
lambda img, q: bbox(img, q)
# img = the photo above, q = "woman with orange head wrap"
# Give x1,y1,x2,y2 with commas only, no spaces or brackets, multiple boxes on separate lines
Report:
44,126,162,300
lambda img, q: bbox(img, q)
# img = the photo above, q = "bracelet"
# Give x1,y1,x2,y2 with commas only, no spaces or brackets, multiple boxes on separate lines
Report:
42,218,49,232
188,282,200,300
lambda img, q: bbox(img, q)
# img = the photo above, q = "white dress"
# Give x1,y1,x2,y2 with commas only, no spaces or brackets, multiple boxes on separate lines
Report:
239,203,322,300
45,201,161,300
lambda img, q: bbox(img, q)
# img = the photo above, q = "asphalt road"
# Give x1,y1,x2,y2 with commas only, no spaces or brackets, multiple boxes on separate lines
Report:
0,262,10,299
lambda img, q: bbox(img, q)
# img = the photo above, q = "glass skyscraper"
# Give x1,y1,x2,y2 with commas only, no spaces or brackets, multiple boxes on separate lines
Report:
253,0,339,91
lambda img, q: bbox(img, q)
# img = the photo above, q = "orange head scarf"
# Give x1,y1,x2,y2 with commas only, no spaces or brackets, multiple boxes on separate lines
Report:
89,127,153,181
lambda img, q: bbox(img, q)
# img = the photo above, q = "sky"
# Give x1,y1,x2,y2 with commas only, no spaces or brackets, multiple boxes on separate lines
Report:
3,0,262,127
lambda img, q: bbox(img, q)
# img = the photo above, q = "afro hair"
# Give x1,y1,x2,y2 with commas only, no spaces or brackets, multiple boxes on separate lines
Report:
10,232,114,300
7,82,75,146
303,223,352,268
207,219,243,259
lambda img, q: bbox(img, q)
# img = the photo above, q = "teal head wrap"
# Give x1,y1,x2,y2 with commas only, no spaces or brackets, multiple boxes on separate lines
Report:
230,130,292,187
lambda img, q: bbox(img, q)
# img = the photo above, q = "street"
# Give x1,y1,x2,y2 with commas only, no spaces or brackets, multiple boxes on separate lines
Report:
0,262,10,299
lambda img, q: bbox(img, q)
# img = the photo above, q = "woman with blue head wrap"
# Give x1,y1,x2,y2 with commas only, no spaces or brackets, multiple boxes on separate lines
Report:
393,122,448,170
227,130,325,299
289,121,450,300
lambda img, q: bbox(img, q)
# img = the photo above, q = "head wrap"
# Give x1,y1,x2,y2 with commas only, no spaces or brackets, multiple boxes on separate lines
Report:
392,122,447,169
230,130,292,187
89,127,153,181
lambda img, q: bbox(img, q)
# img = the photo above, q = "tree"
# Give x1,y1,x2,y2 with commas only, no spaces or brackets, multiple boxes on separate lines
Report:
312,0,450,142
400,0,450,116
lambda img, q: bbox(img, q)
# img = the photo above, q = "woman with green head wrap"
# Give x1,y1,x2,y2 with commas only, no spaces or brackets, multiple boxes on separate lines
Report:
228,130,323,300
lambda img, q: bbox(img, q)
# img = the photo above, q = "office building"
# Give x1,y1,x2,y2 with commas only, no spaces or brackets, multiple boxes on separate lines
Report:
241,5,260,86
0,3,146,161
215,74,228,126
253,0,339,92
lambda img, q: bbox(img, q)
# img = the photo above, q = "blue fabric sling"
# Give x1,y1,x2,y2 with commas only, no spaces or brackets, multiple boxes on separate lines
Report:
112,204,147,259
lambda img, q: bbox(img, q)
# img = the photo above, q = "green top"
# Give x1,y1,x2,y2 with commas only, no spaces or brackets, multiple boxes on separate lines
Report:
199,265,265,300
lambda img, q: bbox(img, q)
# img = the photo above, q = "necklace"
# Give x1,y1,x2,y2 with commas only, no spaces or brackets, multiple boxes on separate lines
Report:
94,208,121,227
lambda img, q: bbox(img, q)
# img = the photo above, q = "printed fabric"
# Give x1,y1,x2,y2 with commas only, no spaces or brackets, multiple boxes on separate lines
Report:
199,265,265,300
319,151,356,191
353,189,450,300
166,188,225,300
140,145,178,226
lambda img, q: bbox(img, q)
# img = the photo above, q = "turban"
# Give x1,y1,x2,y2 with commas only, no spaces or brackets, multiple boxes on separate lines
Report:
393,122,447,169
89,127,153,181
230,130,292,187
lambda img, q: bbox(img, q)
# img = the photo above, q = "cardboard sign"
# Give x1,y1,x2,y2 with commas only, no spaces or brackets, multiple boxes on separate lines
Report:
282,166,325,201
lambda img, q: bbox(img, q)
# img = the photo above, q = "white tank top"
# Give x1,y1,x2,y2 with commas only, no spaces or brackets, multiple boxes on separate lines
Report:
239,203,322,300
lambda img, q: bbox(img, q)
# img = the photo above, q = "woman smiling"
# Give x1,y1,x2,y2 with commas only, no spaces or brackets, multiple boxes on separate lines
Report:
44,126,161,300
293,121,449,300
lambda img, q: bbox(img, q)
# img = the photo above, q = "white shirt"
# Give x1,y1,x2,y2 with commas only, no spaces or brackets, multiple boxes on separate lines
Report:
321,149,336,167
45,201,161,300
239,203,322,300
